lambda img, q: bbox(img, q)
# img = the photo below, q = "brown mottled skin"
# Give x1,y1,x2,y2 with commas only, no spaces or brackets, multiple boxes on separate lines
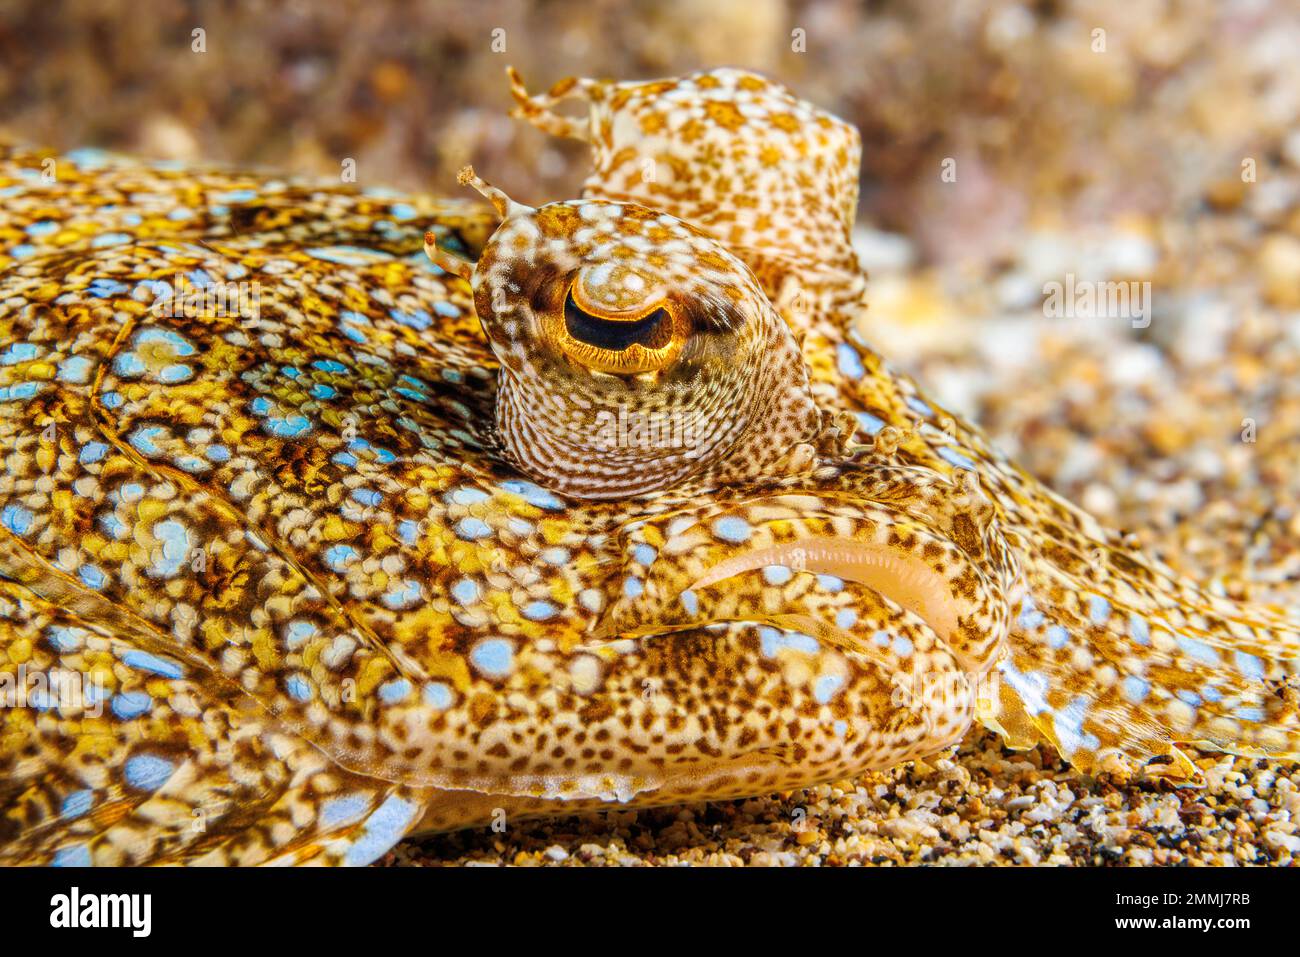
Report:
0,69,1296,865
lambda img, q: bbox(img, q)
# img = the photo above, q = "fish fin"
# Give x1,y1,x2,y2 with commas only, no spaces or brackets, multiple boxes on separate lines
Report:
985,539,1300,775
0,580,424,865
255,787,426,867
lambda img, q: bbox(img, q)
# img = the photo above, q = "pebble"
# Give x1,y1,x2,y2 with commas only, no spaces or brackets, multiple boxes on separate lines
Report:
1259,234,1300,308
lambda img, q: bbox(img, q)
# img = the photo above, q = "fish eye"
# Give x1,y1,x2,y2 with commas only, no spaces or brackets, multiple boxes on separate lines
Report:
548,282,687,375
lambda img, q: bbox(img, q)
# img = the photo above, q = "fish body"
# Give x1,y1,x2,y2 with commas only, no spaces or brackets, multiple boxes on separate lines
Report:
0,69,1295,865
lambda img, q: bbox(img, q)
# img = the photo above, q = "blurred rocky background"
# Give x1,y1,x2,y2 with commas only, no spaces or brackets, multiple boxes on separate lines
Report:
2,0,1297,266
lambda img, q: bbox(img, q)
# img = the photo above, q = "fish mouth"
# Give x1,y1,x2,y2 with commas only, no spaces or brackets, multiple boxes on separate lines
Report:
684,534,961,652
594,491,1011,676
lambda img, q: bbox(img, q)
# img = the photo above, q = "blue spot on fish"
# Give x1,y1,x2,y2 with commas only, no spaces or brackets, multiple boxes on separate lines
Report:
523,600,558,621
285,673,313,701
712,516,752,544
351,488,383,507
135,327,195,356
45,626,86,652
390,308,433,330
1121,676,1150,703
121,650,183,679
423,682,454,710
905,396,935,417
323,544,358,571
1,504,33,536
470,638,515,678
0,382,42,401
61,790,94,819
1128,614,1151,646
631,543,657,566
150,519,190,577
123,754,175,792
759,627,820,658
836,343,865,379
0,342,39,364
284,620,317,649
264,413,312,438
98,512,127,538
938,446,977,471
320,793,372,829
52,844,92,867
451,578,479,605
214,188,258,204
382,579,421,609
378,678,412,704
450,486,490,505
500,479,564,510
813,674,844,704
341,793,422,866
78,565,107,589
762,565,793,585
1088,595,1111,625
999,662,1050,716
455,517,492,540
79,441,108,464
59,355,94,382
1176,634,1219,666
129,425,167,456
1235,651,1265,682
1051,695,1100,757
112,692,152,719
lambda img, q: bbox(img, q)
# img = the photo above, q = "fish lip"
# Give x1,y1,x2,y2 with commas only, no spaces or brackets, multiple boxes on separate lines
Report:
592,479,1015,680
681,533,962,652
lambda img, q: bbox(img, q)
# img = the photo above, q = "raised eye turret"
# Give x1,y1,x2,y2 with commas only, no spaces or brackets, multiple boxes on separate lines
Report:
427,167,823,500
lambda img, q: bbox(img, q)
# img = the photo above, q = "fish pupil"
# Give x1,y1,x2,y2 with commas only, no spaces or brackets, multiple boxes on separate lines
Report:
564,292,672,352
